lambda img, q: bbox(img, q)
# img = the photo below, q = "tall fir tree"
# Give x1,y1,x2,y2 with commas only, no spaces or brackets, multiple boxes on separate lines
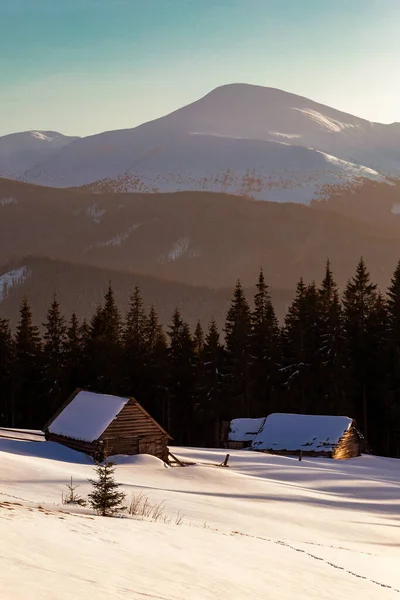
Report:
203,318,224,446
14,297,42,427
281,279,321,413
317,260,346,415
342,258,377,442
0,317,15,426
167,308,196,445
122,286,149,399
250,269,280,416
364,293,389,454
43,294,68,419
65,312,84,393
83,305,104,390
223,280,252,418
385,260,400,455
144,305,169,427
192,320,207,445
85,284,122,393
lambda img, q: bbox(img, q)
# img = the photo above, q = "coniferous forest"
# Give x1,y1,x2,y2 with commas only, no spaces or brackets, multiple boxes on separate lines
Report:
1,258,400,458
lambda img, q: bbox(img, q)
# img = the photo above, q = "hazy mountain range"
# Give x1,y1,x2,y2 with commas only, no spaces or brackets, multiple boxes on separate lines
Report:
2,84,400,203
1,83,400,328
1,176,400,328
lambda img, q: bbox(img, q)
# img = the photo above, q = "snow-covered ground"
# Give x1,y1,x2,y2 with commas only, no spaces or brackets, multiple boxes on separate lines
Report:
1,434,399,599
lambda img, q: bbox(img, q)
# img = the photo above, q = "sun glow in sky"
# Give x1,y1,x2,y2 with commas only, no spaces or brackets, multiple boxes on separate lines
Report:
1,0,399,136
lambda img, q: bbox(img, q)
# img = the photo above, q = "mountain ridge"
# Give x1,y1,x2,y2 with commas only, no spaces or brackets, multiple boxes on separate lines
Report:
2,83,399,203
1,177,400,291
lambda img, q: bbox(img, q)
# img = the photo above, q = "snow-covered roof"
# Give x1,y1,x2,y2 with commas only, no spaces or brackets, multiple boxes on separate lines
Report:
252,413,354,452
228,418,266,442
48,391,130,442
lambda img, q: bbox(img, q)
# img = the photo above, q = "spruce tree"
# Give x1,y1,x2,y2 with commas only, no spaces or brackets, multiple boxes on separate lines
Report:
144,305,168,427
122,286,149,399
192,320,207,445
0,317,14,426
43,294,68,419
14,297,42,427
364,293,389,453
318,261,346,415
102,283,122,352
65,312,84,392
250,269,280,415
167,308,196,445
203,319,224,446
342,258,377,441
85,284,122,392
281,279,314,413
87,457,126,517
83,305,105,390
193,320,205,355
386,260,400,455
223,280,252,418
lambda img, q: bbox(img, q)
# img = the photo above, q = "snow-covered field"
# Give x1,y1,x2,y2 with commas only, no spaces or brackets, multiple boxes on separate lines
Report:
1,432,399,599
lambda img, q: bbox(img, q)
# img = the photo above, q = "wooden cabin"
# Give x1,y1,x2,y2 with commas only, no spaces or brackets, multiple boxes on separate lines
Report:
43,389,172,462
251,413,362,460
222,417,266,449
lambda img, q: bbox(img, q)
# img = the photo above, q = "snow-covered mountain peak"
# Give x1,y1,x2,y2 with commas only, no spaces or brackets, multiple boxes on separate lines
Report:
29,131,55,142
3,83,400,201
0,130,79,179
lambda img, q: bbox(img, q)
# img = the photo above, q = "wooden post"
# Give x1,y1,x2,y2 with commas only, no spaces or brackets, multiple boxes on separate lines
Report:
168,451,185,467
219,453,230,467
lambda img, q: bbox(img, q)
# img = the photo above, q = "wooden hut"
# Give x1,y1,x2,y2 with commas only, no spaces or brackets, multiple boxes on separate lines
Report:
222,417,266,449
251,413,362,459
43,389,172,462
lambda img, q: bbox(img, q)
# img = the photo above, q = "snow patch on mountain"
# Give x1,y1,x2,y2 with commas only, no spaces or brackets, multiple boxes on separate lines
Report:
168,237,190,262
269,132,302,140
317,151,385,181
96,223,143,247
391,204,400,215
86,204,105,224
0,197,18,206
0,266,29,302
158,237,201,264
30,131,54,142
292,108,356,133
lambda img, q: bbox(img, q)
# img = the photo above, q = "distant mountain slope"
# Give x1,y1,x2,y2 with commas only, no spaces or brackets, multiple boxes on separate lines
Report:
4,84,399,203
1,178,400,294
79,133,385,205
0,257,293,330
0,130,79,179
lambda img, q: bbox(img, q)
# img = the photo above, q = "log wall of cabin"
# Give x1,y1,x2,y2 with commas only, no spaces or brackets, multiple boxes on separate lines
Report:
101,401,169,461
258,448,333,458
45,432,97,457
332,429,361,460
226,441,254,450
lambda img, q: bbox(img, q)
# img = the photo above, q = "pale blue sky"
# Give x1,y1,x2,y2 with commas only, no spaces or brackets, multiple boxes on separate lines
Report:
1,0,399,136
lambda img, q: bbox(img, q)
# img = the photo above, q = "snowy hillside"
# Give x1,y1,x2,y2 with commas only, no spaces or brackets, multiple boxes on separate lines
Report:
0,130,79,179
3,84,400,203
1,432,399,599
81,134,386,204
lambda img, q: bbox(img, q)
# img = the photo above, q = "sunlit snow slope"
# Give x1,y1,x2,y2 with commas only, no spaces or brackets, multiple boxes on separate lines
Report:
3,84,400,203
1,432,399,599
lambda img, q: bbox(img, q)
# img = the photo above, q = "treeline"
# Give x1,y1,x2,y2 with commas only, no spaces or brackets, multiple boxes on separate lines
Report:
1,257,400,457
